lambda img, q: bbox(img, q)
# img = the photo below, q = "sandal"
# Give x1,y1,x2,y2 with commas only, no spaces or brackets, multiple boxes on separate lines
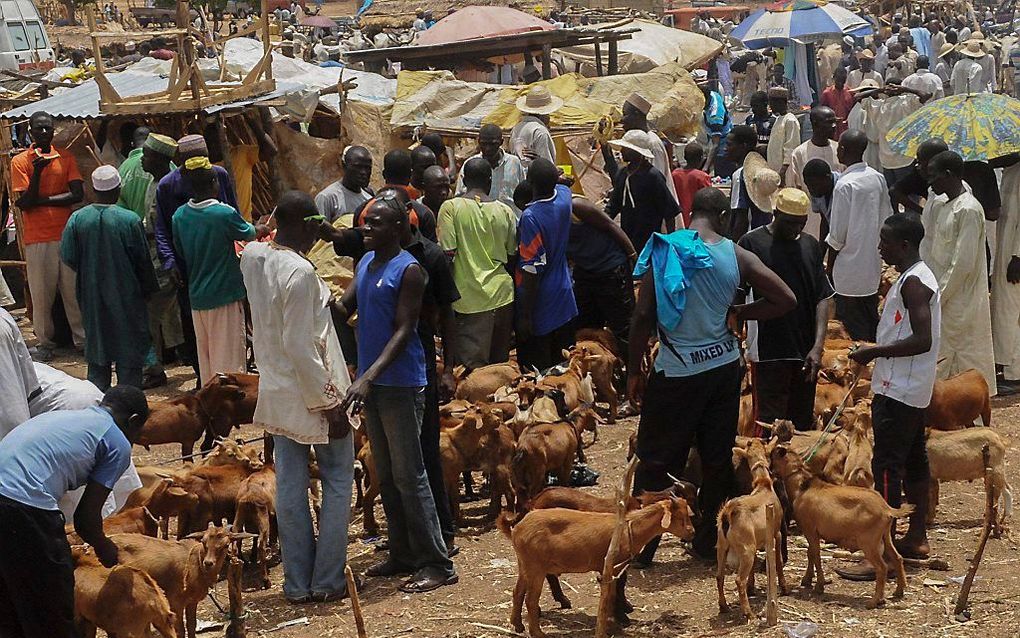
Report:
365,559,413,578
399,570,459,594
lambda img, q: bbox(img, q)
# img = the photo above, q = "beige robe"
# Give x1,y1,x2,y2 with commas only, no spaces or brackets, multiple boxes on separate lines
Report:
921,190,996,395
992,164,1020,380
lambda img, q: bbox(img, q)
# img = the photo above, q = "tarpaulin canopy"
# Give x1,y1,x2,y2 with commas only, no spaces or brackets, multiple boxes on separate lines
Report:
555,20,723,76
414,5,555,46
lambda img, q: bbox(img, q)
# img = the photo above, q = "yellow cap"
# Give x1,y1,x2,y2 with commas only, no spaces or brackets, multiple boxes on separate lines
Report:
774,187,811,217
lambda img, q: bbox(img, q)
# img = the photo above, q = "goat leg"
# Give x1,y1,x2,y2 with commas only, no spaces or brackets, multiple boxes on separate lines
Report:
615,570,634,615
545,575,572,609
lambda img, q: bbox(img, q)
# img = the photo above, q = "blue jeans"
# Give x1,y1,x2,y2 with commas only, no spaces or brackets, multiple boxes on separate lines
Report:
273,433,354,599
363,385,453,575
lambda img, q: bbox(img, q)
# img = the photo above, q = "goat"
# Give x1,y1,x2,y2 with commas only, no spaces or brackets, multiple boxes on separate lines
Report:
926,427,1013,535
925,369,992,430
232,464,277,589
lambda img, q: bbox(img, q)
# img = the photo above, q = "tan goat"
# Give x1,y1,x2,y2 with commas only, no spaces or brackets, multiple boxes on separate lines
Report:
232,463,277,589
926,428,1013,535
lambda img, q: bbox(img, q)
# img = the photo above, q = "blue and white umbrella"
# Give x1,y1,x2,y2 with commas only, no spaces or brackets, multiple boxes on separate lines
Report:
730,0,873,49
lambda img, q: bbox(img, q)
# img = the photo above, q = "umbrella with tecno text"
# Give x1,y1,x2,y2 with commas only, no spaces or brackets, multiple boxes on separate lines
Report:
885,92,1020,162
729,0,872,48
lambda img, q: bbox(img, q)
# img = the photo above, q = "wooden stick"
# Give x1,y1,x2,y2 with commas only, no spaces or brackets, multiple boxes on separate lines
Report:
765,503,778,627
954,444,994,617
345,564,368,638
595,455,638,638
225,554,246,638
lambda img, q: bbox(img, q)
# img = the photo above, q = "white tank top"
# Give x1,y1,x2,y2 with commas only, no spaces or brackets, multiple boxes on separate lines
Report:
871,260,941,408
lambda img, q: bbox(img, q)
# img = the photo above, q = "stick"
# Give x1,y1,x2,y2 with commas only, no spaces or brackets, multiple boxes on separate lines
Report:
765,503,778,627
954,444,995,617
225,554,246,638
595,455,638,638
345,564,368,638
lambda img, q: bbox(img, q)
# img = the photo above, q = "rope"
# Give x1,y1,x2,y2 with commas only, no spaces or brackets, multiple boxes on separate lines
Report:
802,365,864,465
154,435,266,466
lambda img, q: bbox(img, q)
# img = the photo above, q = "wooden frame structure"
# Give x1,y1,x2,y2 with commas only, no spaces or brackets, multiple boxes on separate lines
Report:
87,0,276,115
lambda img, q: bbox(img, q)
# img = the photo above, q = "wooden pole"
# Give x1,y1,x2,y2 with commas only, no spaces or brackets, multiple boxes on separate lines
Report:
594,37,603,76
261,0,272,82
225,553,246,638
177,0,202,102
954,444,994,618
608,38,619,75
541,43,552,80
765,503,778,627
594,455,638,638
345,564,368,638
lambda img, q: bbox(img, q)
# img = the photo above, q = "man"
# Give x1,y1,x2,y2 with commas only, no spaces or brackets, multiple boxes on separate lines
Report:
438,158,518,370
789,106,842,191
746,90,774,148
375,150,437,242
767,62,799,109
820,66,853,139
605,130,679,254
952,39,987,94
890,139,1001,221
724,125,771,239
921,151,996,393
765,87,800,185
992,154,1020,394
734,49,766,109
455,124,526,215
826,130,892,341
802,157,840,240
0,385,148,638
910,16,932,61
627,186,795,562
337,199,457,593
740,188,834,431
935,42,955,93
620,93,678,204
843,213,939,575
860,84,920,194
155,134,239,382
929,20,946,71
315,145,373,223
421,132,456,175
971,34,997,93
420,165,451,217
119,132,181,388
241,191,355,603
1008,35,1020,99
901,55,944,100
515,159,579,371
409,145,437,199
702,82,733,178
172,160,261,386
511,85,560,170
672,142,712,228
884,43,914,83
847,49,884,89
60,166,157,391
0,307,37,438
11,112,85,361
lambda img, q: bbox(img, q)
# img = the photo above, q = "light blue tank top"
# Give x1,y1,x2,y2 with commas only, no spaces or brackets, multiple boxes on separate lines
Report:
654,237,741,378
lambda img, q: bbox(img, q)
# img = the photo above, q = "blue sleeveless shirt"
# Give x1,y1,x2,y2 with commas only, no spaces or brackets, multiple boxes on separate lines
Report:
654,237,741,377
355,250,427,387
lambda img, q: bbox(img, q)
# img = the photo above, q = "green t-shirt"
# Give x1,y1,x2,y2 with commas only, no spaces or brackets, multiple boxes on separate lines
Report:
172,199,255,311
437,196,517,314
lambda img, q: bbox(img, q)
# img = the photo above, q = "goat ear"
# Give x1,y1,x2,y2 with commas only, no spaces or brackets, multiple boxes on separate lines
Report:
183,530,206,539
228,532,259,540
659,503,672,529
561,349,571,360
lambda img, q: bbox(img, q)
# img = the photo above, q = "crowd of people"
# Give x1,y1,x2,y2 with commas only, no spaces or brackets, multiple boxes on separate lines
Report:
2,5,1020,630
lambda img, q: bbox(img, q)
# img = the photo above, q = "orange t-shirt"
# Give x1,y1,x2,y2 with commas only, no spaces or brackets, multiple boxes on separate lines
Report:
11,146,83,245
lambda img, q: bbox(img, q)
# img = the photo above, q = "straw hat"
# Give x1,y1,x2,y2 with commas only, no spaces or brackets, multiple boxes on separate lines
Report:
938,42,956,58
774,188,810,217
608,129,655,160
857,48,875,60
850,78,882,92
743,152,780,212
625,92,652,114
960,40,986,58
516,85,564,116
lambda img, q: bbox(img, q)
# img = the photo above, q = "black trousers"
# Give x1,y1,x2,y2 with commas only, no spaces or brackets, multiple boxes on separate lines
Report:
753,360,817,431
0,496,77,638
176,285,200,380
423,369,455,544
871,394,929,508
573,264,635,355
834,293,879,342
633,361,742,558
517,321,575,372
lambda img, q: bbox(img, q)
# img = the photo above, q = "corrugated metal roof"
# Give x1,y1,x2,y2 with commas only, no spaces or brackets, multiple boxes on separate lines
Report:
1,72,301,120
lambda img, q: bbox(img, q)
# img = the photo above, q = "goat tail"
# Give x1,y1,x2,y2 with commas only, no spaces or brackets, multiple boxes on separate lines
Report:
1001,480,1014,521
496,511,516,540
890,504,915,519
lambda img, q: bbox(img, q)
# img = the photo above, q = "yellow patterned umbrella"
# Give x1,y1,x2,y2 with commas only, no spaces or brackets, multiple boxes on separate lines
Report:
885,93,1020,161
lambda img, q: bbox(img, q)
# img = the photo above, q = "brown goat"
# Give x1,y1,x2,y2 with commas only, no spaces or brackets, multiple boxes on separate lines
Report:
136,395,206,460
511,410,589,507
72,546,177,638
454,362,521,402
440,405,504,524
174,463,258,538
66,506,159,545
498,497,695,638
232,464,277,589
925,369,992,430
194,372,259,450
926,427,1013,534
568,340,620,425
716,440,787,621
770,445,911,609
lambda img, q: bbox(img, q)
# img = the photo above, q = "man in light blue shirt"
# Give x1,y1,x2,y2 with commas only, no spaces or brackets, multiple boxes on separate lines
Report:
0,385,148,638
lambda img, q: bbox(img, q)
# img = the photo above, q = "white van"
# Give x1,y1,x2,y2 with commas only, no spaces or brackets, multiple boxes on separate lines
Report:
0,0,55,72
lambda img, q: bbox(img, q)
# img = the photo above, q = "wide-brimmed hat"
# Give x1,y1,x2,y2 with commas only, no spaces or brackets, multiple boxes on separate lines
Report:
938,42,956,58
850,78,882,92
516,85,564,116
857,48,875,60
743,152,780,212
774,187,810,217
625,92,652,114
960,40,985,57
608,129,654,160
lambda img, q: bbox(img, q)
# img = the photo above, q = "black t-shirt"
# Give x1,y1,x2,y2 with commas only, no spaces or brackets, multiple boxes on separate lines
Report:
894,162,1001,215
605,164,680,255
404,229,460,372
738,226,835,361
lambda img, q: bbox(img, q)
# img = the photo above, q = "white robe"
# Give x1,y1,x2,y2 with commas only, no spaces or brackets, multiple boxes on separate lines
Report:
0,308,37,438
921,190,997,394
992,164,1020,380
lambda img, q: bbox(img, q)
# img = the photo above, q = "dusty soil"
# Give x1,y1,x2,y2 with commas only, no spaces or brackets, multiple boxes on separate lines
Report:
20,311,1020,638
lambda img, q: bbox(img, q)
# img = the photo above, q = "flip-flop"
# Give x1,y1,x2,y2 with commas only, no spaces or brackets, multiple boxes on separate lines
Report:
399,572,459,594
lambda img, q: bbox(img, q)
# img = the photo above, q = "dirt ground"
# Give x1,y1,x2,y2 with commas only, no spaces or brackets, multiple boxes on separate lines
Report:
19,311,1019,638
